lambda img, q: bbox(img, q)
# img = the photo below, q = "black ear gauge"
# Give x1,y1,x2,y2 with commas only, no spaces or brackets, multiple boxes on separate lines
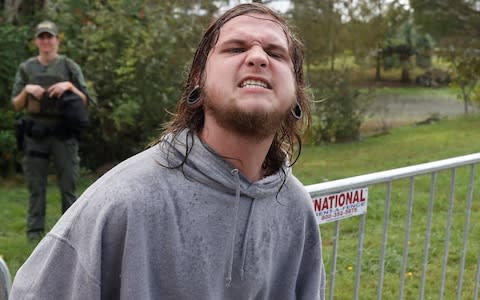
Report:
291,102,303,120
187,85,202,106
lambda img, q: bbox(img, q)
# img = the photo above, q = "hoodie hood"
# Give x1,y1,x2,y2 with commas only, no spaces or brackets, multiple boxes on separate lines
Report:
160,129,290,199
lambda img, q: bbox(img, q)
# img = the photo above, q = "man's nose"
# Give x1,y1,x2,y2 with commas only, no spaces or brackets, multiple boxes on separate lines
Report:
246,46,268,68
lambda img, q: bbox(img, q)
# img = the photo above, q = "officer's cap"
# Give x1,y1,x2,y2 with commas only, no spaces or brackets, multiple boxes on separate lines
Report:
35,21,58,38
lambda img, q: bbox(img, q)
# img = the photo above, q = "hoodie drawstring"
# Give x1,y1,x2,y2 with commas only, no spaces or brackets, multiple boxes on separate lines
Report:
226,169,241,288
225,169,258,286
240,199,255,280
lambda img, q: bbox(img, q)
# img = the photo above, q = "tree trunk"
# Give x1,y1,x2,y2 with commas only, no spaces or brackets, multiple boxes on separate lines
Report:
401,68,410,82
375,49,382,81
400,55,411,82
4,0,23,23
330,50,335,71
305,54,311,86
328,0,335,71
461,85,470,115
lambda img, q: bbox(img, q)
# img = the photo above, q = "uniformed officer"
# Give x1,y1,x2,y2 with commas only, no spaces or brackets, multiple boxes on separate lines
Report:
11,20,94,242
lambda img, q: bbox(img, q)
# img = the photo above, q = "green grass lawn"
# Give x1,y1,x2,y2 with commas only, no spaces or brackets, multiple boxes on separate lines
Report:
294,115,480,299
1,114,479,298
296,115,480,183
0,174,96,278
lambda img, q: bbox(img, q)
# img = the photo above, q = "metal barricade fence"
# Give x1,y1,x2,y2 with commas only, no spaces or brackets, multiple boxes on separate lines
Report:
306,153,480,300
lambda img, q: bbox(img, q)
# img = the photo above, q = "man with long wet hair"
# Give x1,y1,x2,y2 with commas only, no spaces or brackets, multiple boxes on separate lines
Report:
10,3,325,299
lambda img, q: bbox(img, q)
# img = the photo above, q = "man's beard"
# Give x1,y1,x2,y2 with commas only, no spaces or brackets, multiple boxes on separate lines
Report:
203,95,290,140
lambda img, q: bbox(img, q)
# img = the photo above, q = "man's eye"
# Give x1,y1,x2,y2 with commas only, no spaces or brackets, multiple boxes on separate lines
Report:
268,52,284,59
228,48,244,53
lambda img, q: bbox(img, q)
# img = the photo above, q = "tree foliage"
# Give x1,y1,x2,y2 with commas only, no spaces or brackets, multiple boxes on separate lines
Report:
411,0,480,42
288,0,347,77
0,23,30,177
1,0,479,175
0,0,228,172
383,17,434,82
44,0,221,169
309,71,369,144
411,0,480,113
0,23,30,106
342,0,394,80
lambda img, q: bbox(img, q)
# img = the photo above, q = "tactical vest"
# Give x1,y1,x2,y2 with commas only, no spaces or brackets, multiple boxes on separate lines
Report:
21,56,73,119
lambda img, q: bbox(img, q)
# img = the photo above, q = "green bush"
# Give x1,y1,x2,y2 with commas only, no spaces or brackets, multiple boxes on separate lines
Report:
52,1,211,171
0,24,30,106
309,70,369,144
0,110,19,177
0,24,30,177
383,54,400,70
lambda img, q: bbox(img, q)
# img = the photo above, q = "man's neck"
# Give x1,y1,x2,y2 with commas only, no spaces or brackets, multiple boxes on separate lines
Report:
199,123,274,182
38,52,58,65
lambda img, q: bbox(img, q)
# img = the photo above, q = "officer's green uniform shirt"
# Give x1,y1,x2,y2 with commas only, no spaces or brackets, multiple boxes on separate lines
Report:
11,54,94,120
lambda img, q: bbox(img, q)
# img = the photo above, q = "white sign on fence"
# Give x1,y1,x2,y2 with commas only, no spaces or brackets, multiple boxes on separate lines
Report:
312,187,368,224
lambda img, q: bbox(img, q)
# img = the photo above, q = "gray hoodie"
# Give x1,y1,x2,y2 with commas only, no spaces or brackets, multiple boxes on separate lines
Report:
10,129,325,299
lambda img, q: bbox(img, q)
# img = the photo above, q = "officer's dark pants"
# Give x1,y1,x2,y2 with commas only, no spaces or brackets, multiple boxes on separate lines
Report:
22,135,79,237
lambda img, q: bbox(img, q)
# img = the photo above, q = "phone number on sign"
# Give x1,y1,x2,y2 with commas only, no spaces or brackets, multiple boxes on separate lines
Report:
318,207,358,220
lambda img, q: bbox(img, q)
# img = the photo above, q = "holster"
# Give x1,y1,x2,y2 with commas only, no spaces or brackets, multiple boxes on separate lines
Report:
14,118,26,151
24,119,72,141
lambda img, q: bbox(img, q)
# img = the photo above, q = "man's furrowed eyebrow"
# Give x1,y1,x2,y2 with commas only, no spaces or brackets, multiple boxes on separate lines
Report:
219,38,289,53
218,38,248,47
264,43,289,54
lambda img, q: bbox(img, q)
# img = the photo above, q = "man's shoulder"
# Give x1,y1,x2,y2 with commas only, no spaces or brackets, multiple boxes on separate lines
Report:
285,173,309,194
282,173,315,207
90,146,173,192
71,146,178,217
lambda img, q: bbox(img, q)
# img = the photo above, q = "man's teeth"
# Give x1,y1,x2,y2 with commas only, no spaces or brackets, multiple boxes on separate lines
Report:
241,80,267,88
